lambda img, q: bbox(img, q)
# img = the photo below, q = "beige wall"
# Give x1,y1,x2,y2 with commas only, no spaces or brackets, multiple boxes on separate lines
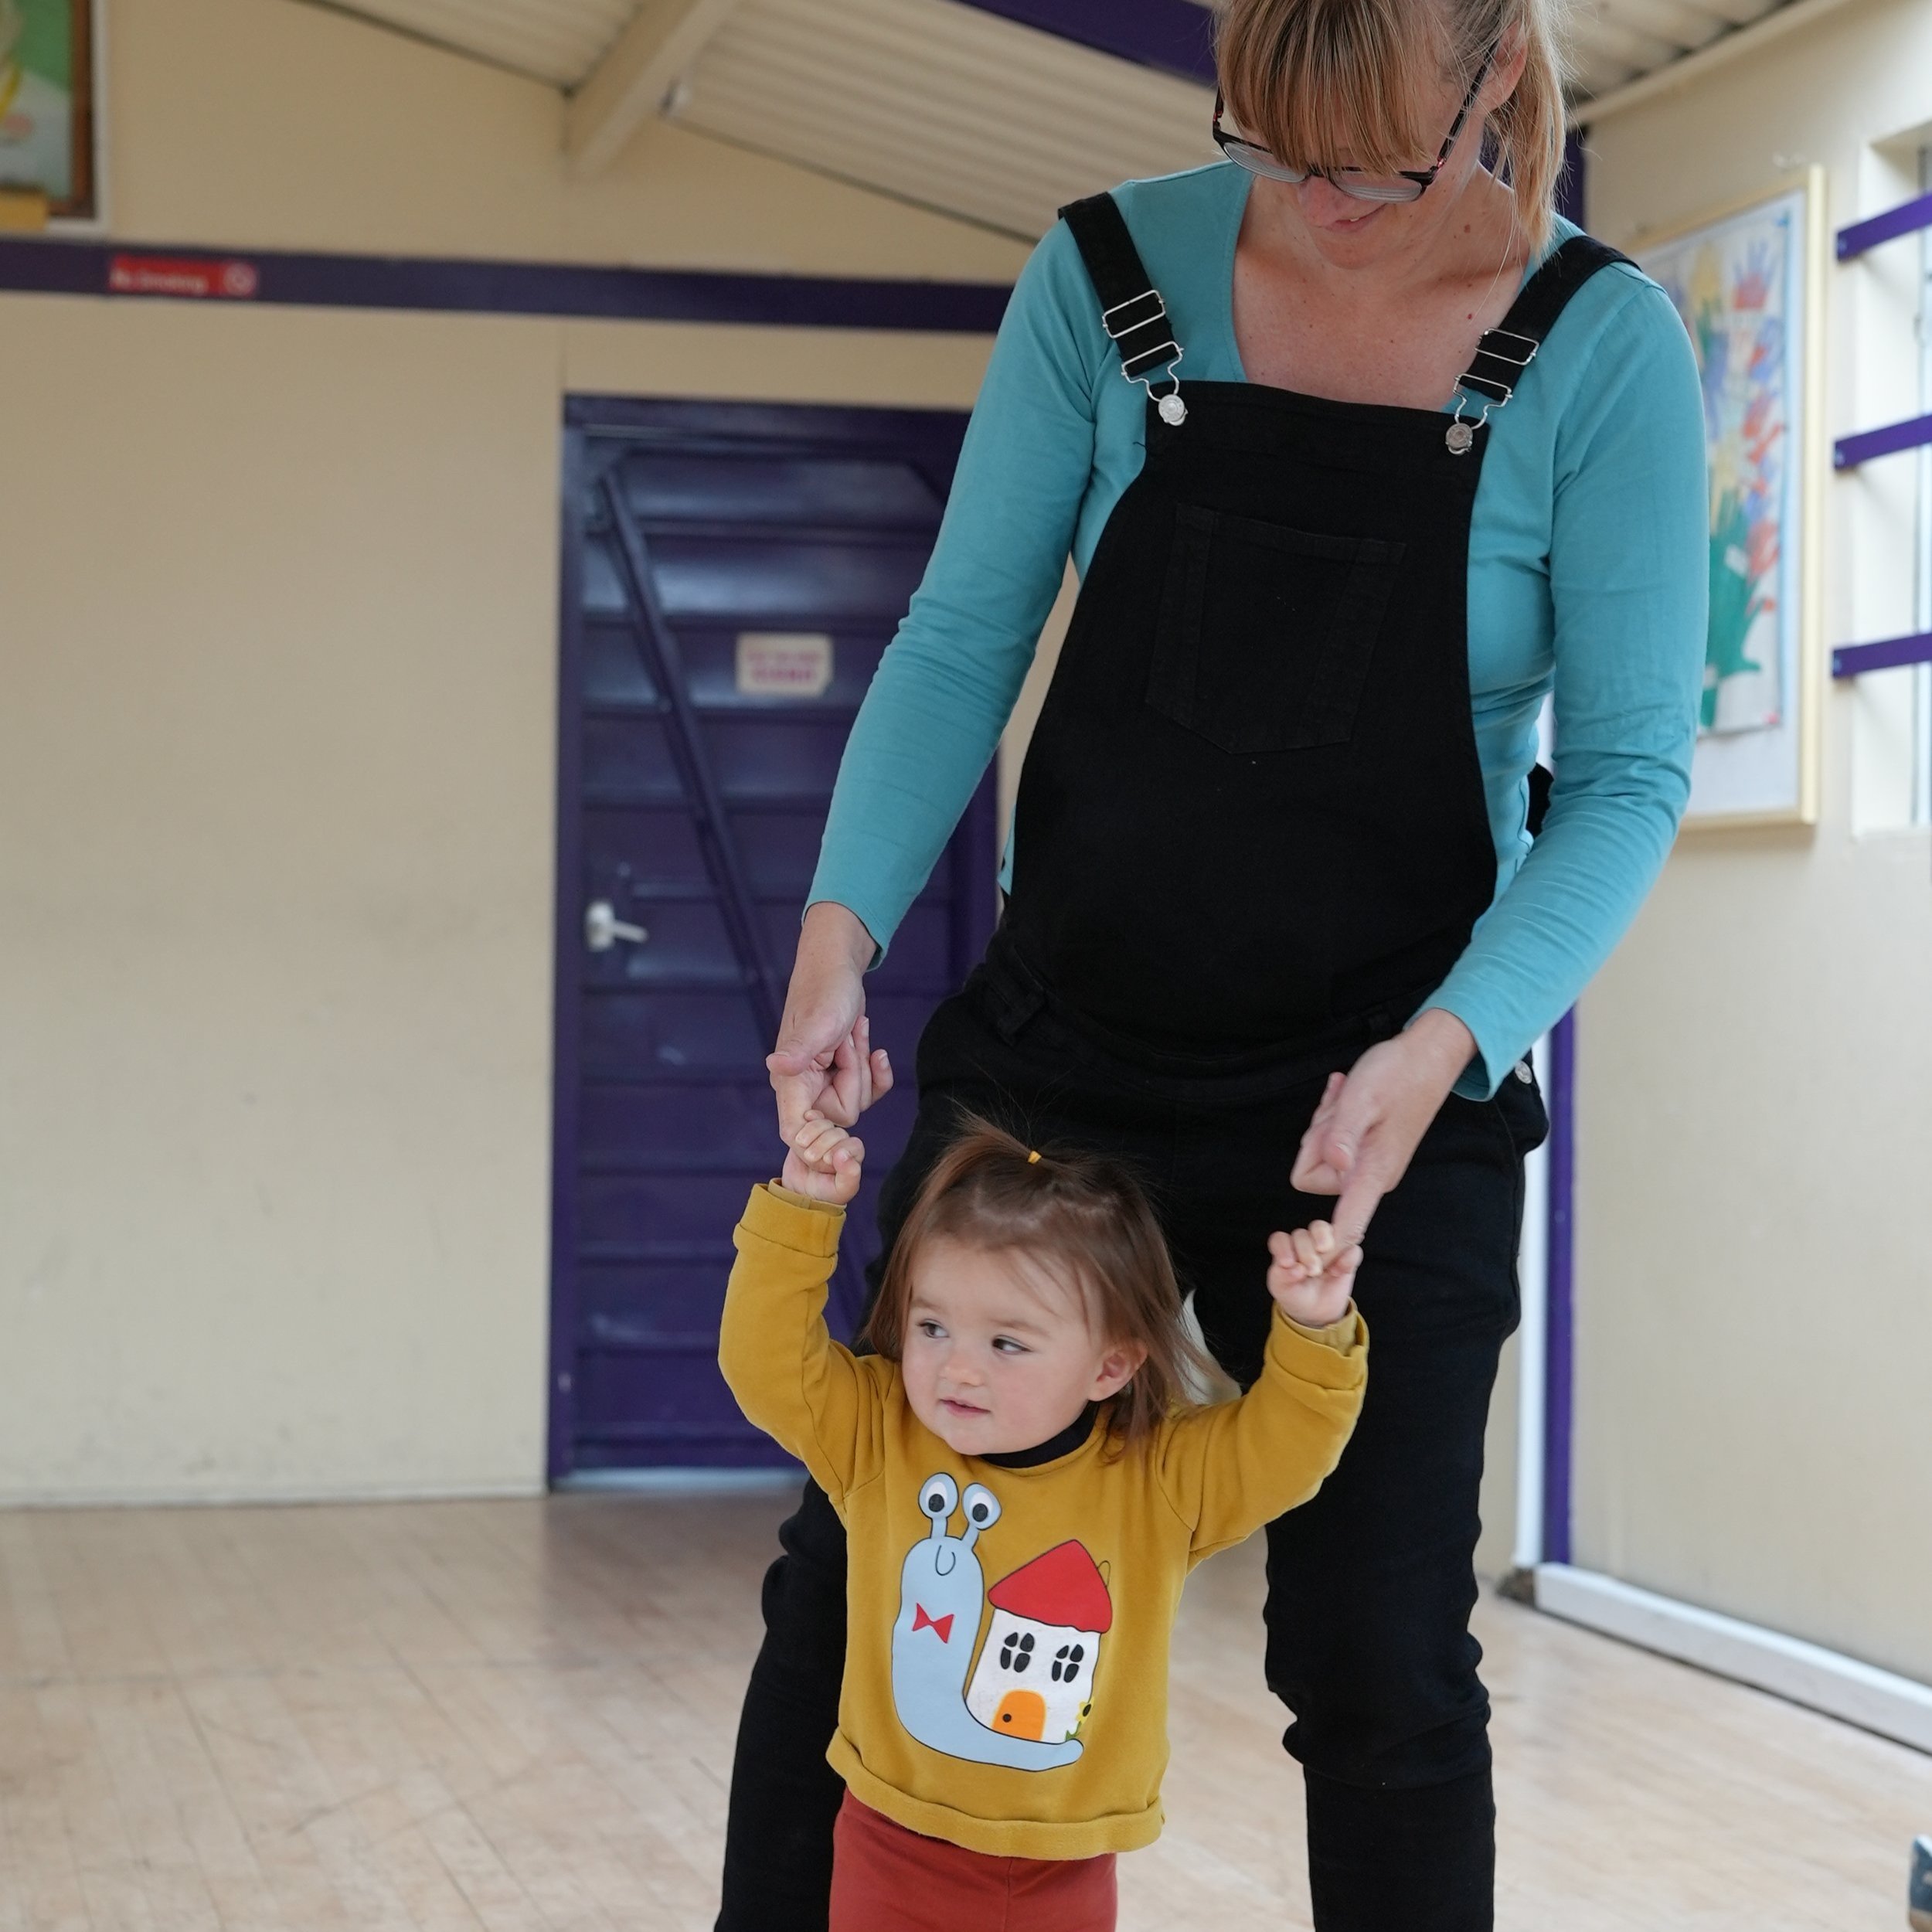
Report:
0,0,1022,1502
22,0,1924,1617
1577,0,1932,1680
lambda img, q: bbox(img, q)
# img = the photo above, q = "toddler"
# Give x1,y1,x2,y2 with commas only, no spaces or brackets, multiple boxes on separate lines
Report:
718,1111,1368,1932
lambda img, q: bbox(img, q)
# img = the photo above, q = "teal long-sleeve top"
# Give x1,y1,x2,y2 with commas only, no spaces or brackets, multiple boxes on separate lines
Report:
809,163,1709,1098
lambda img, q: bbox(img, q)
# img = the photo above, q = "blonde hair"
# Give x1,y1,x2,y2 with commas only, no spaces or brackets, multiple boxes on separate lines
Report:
864,1117,1211,1451
1216,0,1571,252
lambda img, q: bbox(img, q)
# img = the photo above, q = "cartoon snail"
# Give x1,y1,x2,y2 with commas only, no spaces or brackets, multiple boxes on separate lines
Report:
889,1473,1087,1771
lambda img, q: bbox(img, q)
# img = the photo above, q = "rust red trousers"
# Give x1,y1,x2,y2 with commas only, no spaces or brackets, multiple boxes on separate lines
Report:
828,1791,1117,1932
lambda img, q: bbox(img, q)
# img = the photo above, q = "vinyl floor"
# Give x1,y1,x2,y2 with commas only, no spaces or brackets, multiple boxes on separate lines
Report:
0,1492,1926,1930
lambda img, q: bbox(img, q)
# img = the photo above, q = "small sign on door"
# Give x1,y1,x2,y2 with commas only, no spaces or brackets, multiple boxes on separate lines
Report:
736,632,834,699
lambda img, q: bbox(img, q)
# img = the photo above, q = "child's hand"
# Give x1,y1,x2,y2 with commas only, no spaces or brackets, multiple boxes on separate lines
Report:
781,1111,864,1207
1266,1221,1360,1330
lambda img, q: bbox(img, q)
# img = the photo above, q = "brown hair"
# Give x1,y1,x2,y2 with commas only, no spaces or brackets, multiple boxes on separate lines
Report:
1216,0,1571,252
863,1117,1212,1449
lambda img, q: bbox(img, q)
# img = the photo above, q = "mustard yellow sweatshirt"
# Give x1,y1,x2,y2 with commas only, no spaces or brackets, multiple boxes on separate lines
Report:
719,1183,1368,1862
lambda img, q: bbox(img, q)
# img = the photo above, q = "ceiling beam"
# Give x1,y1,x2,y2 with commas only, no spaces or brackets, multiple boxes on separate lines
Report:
566,0,743,178
1571,12,1682,70
950,0,1219,84
1597,0,1730,49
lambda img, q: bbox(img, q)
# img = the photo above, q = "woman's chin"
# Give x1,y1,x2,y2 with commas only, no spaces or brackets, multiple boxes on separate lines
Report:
1308,203,1396,254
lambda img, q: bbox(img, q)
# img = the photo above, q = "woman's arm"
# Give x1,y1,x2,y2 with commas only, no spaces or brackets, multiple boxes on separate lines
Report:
1429,275,1709,1090
806,222,1104,955
767,909,892,1142
767,223,1105,1136
1294,277,1707,1241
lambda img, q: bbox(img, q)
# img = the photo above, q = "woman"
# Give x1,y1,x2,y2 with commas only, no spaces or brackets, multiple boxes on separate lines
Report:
719,1,1706,1926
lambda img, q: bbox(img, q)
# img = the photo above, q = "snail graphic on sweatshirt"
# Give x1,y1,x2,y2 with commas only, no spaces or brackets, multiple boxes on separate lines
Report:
889,1472,1113,1770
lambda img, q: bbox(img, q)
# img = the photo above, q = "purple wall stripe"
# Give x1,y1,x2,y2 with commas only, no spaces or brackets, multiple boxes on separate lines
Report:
1832,630,1932,679
0,236,1015,332
953,0,1217,80
1837,189,1932,261
1557,128,1587,230
1543,1009,1578,1568
1835,411,1932,471
1535,127,1585,1576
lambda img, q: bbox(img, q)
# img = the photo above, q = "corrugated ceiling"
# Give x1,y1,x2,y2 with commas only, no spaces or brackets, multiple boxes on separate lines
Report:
1568,0,1791,97
308,0,1801,235
671,0,1216,237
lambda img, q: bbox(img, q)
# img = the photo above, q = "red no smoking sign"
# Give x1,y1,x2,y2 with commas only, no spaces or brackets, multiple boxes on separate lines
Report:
108,255,260,300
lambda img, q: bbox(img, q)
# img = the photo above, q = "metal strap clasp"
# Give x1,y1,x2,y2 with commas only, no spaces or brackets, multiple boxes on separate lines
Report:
1446,327,1540,451
1102,287,1188,424
1100,290,1166,338
1474,325,1539,365
1454,326,1540,406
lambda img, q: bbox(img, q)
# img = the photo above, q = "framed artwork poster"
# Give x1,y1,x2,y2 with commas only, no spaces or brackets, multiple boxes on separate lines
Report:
0,0,97,222
1632,169,1825,828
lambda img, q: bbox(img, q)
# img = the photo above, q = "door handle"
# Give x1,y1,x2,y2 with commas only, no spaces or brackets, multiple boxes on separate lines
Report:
585,900,649,951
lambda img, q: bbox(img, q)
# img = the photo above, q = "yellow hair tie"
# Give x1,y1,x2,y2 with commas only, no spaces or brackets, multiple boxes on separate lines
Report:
1027,1149,1042,1165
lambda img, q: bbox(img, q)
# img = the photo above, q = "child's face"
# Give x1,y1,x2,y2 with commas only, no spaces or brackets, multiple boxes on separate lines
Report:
898,1238,1145,1457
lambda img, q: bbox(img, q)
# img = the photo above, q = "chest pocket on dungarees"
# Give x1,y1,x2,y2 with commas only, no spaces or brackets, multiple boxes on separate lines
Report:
1147,504,1406,753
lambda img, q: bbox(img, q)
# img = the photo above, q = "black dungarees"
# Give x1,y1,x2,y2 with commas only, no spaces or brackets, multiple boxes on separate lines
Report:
718,196,1628,1932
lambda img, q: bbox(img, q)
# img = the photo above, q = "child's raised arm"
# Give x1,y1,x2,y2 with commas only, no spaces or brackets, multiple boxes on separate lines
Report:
717,1121,884,1507
1156,1223,1368,1561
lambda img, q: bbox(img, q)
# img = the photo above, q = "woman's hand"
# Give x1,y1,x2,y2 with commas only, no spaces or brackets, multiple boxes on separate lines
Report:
1291,1009,1478,1248
781,1113,865,1207
767,903,894,1141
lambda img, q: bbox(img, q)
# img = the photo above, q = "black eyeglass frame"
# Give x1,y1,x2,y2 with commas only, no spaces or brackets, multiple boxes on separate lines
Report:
1213,43,1498,202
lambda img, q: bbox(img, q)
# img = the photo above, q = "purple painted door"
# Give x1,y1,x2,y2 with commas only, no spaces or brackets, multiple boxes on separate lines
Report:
549,397,994,1478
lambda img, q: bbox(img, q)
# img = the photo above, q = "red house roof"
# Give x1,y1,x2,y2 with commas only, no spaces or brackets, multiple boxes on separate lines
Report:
986,1540,1113,1634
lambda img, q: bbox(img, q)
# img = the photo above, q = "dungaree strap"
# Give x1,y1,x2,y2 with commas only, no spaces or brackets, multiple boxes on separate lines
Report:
1058,192,1185,396
1455,235,1634,405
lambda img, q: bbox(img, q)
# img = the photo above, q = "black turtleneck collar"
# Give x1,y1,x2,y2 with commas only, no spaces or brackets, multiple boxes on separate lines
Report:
978,1403,1101,1469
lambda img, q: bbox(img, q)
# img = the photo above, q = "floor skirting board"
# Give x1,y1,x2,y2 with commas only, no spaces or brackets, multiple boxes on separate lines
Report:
1535,1563,1932,1756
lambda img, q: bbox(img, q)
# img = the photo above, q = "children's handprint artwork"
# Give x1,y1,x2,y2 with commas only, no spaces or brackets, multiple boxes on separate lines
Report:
1648,199,1798,739
1638,179,1819,825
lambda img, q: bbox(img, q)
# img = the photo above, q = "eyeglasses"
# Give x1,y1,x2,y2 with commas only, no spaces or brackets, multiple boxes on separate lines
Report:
1213,46,1496,203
